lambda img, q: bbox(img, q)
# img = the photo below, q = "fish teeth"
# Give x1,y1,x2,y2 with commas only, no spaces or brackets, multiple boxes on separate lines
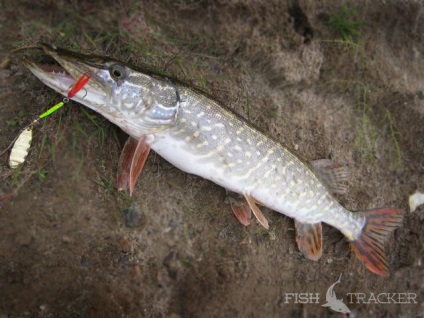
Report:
50,70,67,76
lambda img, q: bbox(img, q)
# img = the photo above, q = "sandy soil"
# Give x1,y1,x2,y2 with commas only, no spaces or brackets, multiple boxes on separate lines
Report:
0,1,423,317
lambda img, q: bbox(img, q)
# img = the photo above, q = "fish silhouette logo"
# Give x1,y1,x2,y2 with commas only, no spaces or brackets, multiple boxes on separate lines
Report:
322,274,351,313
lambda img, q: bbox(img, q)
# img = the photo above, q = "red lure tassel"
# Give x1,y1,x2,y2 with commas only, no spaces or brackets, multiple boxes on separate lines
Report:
67,71,93,98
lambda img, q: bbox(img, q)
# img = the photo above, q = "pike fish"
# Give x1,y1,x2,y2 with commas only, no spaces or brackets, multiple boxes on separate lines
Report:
24,44,404,276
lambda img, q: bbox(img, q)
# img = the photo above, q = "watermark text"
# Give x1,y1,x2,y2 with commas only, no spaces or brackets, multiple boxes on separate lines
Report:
346,293,417,304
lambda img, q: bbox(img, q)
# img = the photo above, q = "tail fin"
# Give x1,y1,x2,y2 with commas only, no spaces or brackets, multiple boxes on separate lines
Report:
350,208,404,276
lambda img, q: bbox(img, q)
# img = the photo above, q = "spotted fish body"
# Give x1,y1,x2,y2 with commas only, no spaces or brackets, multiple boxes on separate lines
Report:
149,87,361,236
24,44,404,276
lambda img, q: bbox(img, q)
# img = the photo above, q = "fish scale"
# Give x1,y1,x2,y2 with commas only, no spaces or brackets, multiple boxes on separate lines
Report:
24,43,404,276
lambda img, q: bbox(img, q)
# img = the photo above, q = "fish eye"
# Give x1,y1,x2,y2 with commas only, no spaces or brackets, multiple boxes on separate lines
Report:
109,64,126,80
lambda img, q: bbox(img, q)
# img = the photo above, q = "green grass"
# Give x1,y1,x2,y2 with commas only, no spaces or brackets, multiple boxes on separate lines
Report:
36,169,48,181
384,108,403,166
71,153,85,182
354,111,379,164
94,175,133,204
351,73,403,167
244,95,251,121
329,2,363,42
6,110,29,128
78,107,112,148
11,167,23,186
322,8,403,168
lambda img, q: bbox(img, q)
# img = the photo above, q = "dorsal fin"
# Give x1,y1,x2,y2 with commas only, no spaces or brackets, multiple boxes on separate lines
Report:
311,159,348,194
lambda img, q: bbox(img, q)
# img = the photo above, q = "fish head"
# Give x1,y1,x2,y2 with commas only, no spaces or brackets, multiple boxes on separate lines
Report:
23,43,181,137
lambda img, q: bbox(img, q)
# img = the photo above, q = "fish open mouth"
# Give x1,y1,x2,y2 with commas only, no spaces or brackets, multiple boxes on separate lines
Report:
38,63,71,77
21,47,72,80
23,56,80,98
22,44,109,107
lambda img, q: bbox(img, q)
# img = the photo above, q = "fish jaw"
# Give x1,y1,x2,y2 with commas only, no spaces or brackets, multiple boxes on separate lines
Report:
24,57,130,134
23,43,182,138
22,45,113,118
23,60,74,95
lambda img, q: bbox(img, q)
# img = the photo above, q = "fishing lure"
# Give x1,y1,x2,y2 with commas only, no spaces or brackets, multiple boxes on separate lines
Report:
4,71,93,169
67,71,92,99
8,127,32,169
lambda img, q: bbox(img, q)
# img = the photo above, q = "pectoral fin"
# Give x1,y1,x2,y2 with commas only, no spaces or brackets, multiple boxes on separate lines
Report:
116,136,151,196
295,220,323,261
117,137,139,192
311,159,348,194
129,137,151,196
244,194,269,229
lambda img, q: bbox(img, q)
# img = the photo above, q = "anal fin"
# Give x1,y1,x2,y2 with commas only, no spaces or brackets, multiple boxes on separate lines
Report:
244,194,269,229
311,159,348,194
226,191,252,227
230,201,252,226
295,220,323,261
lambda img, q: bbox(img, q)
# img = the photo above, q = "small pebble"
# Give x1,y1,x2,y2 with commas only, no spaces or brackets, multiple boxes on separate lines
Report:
62,235,72,243
123,202,143,228
268,229,277,241
169,219,183,228
409,191,424,212
132,265,142,278
117,237,131,253
80,255,91,268
0,57,11,69
119,254,130,265
16,233,33,246
167,239,176,247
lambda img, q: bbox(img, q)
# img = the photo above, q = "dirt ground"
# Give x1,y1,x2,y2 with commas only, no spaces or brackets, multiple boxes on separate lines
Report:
0,1,423,317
